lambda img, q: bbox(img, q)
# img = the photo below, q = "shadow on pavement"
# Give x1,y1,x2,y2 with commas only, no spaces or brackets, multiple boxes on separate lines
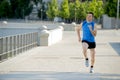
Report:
0,71,120,80
109,42,120,56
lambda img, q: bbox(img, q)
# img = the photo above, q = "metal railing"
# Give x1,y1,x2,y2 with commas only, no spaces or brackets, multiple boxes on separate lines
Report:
0,32,38,62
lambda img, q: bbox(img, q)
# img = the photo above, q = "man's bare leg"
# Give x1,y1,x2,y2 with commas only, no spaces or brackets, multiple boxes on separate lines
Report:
90,49,95,73
82,42,89,67
90,49,95,66
82,42,88,59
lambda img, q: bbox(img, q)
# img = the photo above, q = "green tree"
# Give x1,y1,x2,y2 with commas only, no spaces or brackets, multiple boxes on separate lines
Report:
10,0,32,18
46,0,59,19
80,2,87,20
0,0,12,18
74,0,80,21
38,1,47,19
59,0,70,20
87,0,104,19
10,0,18,18
104,0,117,17
0,0,4,3
52,0,59,17
69,2,75,20
75,0,86,21
46,2,53,19
96,1,104,18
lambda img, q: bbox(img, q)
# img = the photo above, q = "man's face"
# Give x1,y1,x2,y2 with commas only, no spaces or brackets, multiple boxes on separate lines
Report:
86,14,93,22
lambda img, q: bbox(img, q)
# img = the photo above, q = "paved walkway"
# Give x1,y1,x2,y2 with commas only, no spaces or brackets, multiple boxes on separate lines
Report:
0,30,120,80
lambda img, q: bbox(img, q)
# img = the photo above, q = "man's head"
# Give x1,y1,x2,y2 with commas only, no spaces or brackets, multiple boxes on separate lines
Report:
86,12,94,22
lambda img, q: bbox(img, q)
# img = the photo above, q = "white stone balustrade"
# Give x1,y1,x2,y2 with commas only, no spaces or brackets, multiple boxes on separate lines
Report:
0,32,38,62
39,26,63,46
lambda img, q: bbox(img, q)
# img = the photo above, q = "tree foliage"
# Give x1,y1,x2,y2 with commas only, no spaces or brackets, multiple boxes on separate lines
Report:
104,0,117,17
0,0,105,21
0,0,33,18
69,2,75,20
0,0,12,18
59,0,69,19
87,0,104,19
38,2,47,19
75,0,86,20
46,2,53,19
10,0,32,18
46,0,59,19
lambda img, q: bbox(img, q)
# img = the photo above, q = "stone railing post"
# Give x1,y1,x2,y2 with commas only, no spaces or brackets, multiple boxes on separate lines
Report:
38,25,63,46
37,25,48,46
39,30,50,46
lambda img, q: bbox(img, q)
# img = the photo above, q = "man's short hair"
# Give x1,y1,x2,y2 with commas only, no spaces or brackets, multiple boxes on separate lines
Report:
87,12,94,17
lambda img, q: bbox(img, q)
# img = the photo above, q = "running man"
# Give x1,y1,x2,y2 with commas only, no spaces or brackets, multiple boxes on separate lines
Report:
76,12,97,73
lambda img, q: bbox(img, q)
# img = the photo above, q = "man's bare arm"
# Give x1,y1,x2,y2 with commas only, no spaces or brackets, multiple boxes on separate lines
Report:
75,23,82,42
93,24,97,36
89,24,97,37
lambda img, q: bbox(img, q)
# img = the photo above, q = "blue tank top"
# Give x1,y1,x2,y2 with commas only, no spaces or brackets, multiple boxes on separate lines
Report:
82,20,95,42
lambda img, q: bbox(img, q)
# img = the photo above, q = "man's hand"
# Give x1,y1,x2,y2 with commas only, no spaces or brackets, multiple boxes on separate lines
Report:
88,26,97,37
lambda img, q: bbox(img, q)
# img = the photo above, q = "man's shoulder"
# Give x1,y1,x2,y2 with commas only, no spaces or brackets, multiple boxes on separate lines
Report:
82,20,87,26
83,20,87,23
91,21,96,26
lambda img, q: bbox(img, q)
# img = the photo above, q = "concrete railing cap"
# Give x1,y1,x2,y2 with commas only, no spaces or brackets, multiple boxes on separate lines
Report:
61,22,65,25
3,21,8,24
41,30,49,34
58,26,64,30
39,25,47,30
71,22,76,26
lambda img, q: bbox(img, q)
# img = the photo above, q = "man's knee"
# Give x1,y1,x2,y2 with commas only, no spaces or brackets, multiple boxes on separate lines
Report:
82,42,88,49
90,49,95,54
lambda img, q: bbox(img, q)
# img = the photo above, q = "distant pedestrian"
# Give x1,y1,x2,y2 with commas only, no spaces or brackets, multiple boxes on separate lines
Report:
76,12,97,73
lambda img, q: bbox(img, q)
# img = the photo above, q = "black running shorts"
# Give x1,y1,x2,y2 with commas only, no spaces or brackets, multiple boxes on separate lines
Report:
82,40,96,49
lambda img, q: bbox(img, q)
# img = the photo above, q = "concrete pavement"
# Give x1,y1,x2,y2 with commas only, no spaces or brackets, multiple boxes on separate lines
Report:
0,30,120,80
